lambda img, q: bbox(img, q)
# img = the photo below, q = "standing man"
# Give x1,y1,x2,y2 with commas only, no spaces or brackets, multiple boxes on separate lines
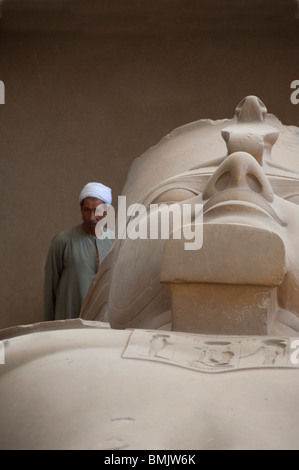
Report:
44,182,114,321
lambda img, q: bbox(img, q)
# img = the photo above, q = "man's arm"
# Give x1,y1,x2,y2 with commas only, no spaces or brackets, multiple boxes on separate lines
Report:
44,234,66,321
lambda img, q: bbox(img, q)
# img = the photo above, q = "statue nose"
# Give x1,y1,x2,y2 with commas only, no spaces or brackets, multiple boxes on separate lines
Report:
202,151,274,203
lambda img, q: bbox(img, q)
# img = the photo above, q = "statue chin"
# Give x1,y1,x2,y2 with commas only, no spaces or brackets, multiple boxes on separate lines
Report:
81,95,299,337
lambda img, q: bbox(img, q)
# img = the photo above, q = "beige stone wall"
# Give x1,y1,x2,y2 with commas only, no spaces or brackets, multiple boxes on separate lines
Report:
0,0,298,329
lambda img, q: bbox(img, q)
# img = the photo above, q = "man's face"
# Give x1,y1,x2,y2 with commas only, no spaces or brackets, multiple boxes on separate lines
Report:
81,197,106,235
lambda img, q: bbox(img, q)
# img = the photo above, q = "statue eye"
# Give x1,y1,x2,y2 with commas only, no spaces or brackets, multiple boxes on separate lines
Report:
152,188,199,204
269,177,299,205
285,195,299,205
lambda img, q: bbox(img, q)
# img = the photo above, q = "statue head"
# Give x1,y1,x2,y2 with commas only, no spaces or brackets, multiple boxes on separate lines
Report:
81,96,299,336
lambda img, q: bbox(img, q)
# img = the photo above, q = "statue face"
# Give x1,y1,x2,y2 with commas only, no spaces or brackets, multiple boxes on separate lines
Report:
201,150,299,321
82,96,299,334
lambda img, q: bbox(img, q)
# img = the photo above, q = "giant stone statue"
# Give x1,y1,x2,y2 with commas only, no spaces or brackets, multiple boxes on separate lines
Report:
81,95,299,337
1,96,299,450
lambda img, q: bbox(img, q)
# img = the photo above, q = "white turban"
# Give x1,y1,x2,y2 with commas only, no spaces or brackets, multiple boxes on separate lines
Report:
79,182,112,206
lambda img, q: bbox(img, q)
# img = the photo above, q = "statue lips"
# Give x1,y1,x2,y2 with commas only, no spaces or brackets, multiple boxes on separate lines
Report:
203,188,285,227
